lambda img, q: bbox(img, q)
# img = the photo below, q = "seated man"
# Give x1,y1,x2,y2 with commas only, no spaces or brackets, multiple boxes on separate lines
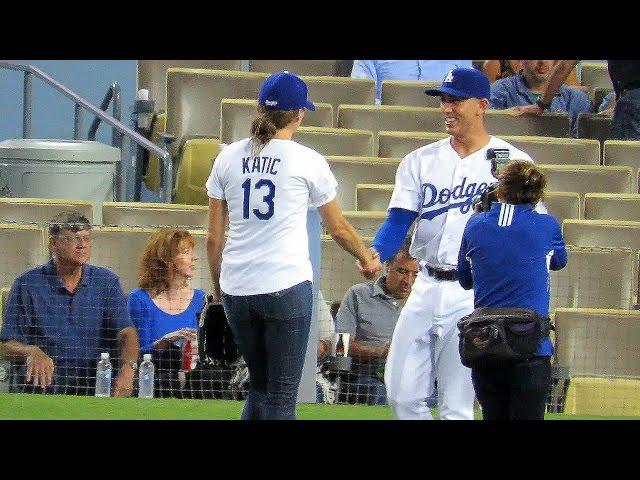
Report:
351,60,473,104
336,240,419,405
490,59,592,137
0,211,139,396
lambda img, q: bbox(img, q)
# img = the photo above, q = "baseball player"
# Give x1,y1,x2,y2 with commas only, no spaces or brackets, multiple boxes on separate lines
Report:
370,67,543,420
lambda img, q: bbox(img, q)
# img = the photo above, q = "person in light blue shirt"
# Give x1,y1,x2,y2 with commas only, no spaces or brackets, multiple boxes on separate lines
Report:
457,160,567,420
490,60,592,137
351,60,473,104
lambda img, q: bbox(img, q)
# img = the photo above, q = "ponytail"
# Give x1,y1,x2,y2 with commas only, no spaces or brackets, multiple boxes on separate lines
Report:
250,106,300,156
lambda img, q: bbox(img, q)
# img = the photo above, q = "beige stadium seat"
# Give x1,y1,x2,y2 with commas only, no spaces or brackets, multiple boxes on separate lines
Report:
554,308,640,377
563,219,640,249
321,235,375,304
0,198,94,226
484,110,571,138
580,63,613,91
85,226,211,293
220,99,334,144
356,184,394,211
500,136,600,165
249,60,344,76
584,193,640,221
603,140,640,191
378,131,448,158
294,127,374,157
577,113,612,146
564,376,640,416
381,80,441,107
143,111,166,194
302,77,376,124
137,60,243,113
165,69,268,154
102,202,209,229
340,211,386,238
549,247,637,311
338,105,445,140
544,192,581,223
0,224,47,289
326,156,400,210
173,139,222,205
538,165,632,196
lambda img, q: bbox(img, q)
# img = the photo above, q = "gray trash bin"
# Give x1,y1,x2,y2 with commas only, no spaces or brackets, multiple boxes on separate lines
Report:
0,139,120,224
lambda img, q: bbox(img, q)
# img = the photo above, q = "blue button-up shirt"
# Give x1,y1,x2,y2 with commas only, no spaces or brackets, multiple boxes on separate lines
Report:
489,72,592,137
351,60,474,104
0,260,133,389
457,203,568,356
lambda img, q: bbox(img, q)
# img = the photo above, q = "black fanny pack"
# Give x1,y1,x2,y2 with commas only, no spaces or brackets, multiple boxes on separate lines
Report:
457,307,552,369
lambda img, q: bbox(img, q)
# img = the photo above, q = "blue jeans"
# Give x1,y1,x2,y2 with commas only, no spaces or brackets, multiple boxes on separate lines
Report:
222,281,312,420
611,88,640,140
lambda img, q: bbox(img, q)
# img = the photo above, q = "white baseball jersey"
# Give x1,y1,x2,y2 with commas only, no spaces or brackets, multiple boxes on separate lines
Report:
388,136,536,269
206,138,337,296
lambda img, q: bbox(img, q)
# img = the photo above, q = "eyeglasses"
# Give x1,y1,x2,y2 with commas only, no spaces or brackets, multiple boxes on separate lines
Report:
58,233,91,245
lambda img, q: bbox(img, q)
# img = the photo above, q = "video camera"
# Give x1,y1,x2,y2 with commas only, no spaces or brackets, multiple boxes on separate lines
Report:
471,148,511,213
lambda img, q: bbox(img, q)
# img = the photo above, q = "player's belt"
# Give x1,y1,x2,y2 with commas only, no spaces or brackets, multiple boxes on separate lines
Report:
425,265,458,282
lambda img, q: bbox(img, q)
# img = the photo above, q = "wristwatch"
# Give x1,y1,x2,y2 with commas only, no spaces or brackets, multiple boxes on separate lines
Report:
121,359,138,372
535,98,551,111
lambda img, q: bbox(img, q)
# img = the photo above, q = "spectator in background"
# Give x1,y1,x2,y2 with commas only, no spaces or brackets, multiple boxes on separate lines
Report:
351,60,474,104
0,211,139,396
316,293,338,403
336,240,419,405
490,60,592,137
128,228,206,398
483,60,523,83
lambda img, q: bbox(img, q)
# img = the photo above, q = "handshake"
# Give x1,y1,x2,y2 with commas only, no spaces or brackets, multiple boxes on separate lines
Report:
357,247,383,280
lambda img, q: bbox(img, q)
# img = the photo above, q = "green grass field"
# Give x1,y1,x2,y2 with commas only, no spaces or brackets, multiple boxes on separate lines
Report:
1,393,638,419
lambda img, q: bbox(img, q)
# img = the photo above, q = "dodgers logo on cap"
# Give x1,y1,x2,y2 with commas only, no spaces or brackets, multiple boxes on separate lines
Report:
425,67,491,100
258,71,316,111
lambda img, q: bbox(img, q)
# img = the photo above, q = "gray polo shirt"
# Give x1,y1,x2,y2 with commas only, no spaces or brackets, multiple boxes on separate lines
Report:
336,276,404,374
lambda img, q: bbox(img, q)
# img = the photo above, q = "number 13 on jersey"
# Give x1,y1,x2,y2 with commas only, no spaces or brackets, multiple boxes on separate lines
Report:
242,178,276,220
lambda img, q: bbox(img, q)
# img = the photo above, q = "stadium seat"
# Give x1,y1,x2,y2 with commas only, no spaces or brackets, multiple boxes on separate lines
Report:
381,80,441,107
326,156,401,210
0,224,47,289
0,198,94,226
500,136,600,165
538,165,633,196
102,202,209,228
377,131,448,158
142,111,166,193
554,308,640,377
340,211,386,238
549,247,637,310
562,219,640,249
484,110,571,138
579,63,613,91
603,140,640,191
320,234,375,304
173,138,222,205
249,60,346,76
137,60,243,113
584,193,640,221
165,69,268,155
564,376,640,416
302,76,376,124
544,192,581,223
294,127,374,157
355,184,394,211
220,99,334,144
577,113,612,147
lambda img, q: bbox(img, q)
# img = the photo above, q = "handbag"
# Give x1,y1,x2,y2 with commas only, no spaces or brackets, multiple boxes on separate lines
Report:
457,307,552,369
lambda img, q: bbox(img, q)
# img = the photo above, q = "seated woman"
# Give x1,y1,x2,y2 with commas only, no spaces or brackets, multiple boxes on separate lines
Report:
457,160,568,420
128,229,205,398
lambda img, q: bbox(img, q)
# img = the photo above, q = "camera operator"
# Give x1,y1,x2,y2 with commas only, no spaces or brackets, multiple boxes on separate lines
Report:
457,160,568,420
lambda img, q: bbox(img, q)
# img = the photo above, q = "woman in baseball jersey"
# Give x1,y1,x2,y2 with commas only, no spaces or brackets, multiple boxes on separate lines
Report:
457,160,568,420
205,71,382,420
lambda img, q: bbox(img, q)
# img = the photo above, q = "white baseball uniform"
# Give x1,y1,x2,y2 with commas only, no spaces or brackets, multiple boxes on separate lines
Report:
205,138,338,295
383,135,536,420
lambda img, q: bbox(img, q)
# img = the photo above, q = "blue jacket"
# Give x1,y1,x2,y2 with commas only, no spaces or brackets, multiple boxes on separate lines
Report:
457,202,568,356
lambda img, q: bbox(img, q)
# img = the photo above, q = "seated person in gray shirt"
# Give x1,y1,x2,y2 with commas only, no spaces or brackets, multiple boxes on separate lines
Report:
336,239,419,405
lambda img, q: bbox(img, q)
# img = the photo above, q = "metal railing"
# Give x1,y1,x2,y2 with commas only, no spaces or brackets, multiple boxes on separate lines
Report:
0,62,174,203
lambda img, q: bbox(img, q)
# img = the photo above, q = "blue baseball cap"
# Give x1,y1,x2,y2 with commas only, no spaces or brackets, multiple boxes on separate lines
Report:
425,68,491,100
258,71,316,111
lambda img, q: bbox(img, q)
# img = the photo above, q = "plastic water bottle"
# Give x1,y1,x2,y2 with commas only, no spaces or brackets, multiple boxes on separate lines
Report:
95,352,112,397
138,353,155,399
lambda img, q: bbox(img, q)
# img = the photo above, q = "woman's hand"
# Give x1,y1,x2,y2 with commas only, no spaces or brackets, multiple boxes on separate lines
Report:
153,328,198,350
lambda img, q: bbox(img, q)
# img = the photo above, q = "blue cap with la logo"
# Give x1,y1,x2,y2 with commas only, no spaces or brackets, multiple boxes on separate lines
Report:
425,67,491,99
